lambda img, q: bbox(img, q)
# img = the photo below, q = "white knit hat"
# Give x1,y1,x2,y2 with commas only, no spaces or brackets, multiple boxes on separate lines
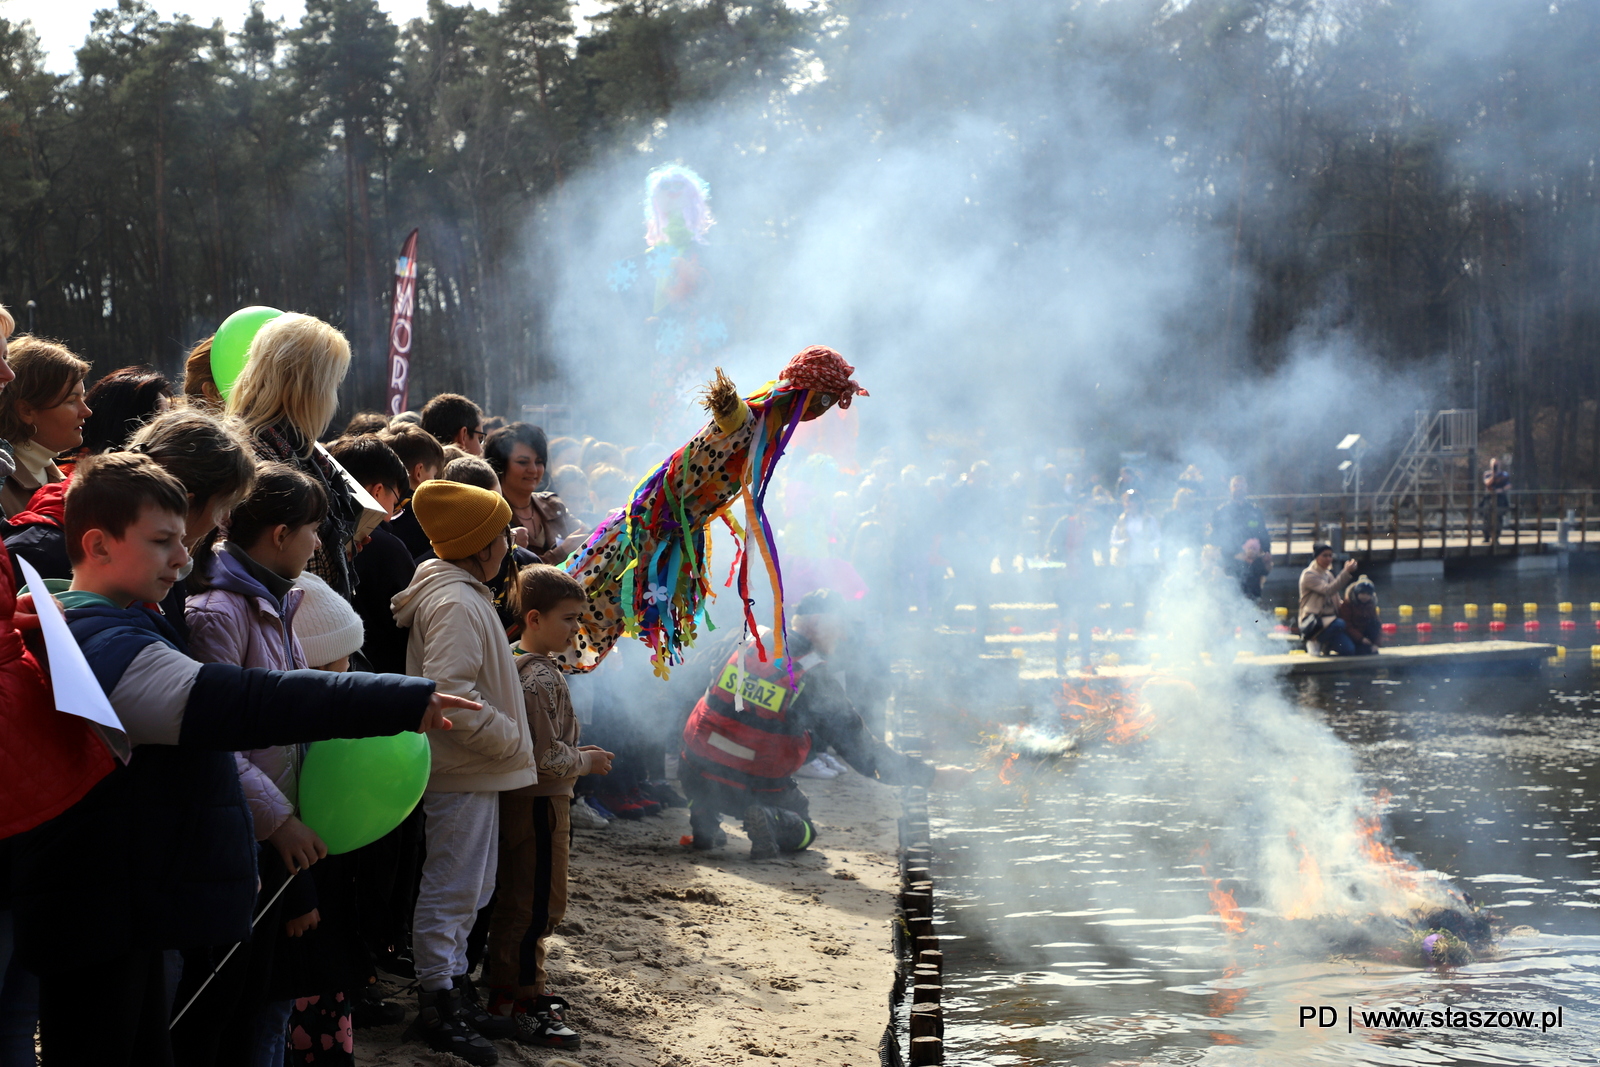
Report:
292,572,365,668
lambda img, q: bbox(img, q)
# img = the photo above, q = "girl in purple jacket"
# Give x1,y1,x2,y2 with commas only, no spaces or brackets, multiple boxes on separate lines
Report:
182,462,329,1066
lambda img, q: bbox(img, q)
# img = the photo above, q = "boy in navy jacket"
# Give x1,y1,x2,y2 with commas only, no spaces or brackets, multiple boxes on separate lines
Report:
11,453,474,1066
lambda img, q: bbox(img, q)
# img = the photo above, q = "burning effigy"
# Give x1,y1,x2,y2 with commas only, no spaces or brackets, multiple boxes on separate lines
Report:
979,676,1501,969
981,676,1166,785
1202,794,1500,968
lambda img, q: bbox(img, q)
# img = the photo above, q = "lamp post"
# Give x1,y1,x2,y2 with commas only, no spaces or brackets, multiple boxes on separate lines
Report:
1470,360,1481,507
25,300,36,334
1337,433,1366,515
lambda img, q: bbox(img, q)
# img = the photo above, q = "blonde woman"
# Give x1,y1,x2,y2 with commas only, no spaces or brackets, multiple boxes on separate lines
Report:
0,336,92,518
228,313,361,598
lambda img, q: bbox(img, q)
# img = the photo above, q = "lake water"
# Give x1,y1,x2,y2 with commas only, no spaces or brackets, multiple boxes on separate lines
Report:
928,569,1600,1066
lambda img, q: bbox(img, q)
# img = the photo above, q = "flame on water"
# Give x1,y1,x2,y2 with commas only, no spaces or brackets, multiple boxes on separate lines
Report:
1282,844,1326,921
1055,681,1155,744
997,752,1020,785
1210,880,1246,935
1200,790,1451,930
1276,792,1452,920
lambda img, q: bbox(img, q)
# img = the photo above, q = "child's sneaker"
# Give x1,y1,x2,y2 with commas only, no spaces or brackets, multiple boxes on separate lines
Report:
622,785,663,815
374,944,416,979
513,995,582,1049
568,797,610,830
452,974,516,1040
404,987,500,1066
581,795,618,821
485,986,518,1018
594,791,650,819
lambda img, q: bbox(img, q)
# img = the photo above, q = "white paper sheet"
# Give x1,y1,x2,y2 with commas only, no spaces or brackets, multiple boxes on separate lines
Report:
315,442,388,542
17,557,132,764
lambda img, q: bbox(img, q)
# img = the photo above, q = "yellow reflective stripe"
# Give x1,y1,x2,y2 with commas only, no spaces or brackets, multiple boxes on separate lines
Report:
716,664,787,714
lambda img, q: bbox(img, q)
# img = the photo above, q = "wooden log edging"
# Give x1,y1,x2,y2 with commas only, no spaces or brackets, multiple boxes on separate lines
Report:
878,692,944,1067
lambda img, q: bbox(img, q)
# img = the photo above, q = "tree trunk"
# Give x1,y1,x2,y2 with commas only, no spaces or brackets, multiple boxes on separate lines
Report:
154,84,172,367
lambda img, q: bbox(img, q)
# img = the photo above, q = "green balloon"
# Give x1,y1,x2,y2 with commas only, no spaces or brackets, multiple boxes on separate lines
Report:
298,731,431,855
210,305,283,400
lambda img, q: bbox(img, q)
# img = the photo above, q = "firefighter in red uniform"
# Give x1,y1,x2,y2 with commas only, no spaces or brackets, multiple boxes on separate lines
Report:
680,589,965,859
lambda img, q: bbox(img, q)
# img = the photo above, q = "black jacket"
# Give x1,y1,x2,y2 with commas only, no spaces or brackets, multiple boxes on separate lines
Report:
351,522,416,674
4,522,70,586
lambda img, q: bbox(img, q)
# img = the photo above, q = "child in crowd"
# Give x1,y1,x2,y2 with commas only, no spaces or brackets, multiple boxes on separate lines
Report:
330,433,415,674
282,571,384,1063
390,480,536,1066
326,434,428,1014
11,453,471,1066
127,408,260,636
418,453,535,629
485,565,613,1047
443,454,499,493
380,422,444,558
180,462,329,1065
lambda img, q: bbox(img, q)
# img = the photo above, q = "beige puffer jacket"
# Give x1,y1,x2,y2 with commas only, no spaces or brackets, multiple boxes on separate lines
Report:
392,558,536,792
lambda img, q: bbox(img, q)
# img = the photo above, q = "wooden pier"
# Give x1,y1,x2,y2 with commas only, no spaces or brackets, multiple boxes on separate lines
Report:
1247,489,1600,567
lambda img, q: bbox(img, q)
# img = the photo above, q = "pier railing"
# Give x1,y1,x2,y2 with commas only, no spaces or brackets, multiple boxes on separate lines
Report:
1248,490,1598,560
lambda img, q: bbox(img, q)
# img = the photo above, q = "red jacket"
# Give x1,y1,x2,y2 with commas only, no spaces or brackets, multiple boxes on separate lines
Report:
0,538,115,839
5,477,68,529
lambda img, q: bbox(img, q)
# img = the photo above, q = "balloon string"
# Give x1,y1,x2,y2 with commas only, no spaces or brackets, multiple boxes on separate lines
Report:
170,870,296,1029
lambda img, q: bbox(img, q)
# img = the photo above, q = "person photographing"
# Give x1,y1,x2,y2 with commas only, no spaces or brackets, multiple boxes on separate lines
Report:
1298,544,1359,655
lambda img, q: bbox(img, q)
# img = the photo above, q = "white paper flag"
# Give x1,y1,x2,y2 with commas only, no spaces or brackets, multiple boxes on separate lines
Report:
17,557,131,764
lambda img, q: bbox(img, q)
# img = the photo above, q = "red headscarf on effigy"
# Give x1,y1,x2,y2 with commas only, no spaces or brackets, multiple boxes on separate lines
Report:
779,346,869,415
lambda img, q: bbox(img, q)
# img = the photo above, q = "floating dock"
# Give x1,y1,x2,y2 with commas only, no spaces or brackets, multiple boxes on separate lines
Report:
1240,639,1557,675
1076,640,1557,679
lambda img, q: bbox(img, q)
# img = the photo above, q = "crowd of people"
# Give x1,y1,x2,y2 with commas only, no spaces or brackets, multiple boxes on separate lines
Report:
0,306,953,1066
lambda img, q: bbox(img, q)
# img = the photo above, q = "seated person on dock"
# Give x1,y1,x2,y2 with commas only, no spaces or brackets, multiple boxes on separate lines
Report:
679,589,969,860
1336,575,1381,654
1298,543,1359,655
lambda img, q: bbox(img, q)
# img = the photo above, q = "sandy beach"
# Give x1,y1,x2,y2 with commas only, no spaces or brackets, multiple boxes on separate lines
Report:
355,769,905,1067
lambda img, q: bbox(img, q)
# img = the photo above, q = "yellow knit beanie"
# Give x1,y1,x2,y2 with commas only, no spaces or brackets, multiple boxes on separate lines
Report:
411,479,512,560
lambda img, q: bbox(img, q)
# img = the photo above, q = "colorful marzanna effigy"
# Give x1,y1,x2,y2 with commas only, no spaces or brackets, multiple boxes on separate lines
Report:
557,347,868,679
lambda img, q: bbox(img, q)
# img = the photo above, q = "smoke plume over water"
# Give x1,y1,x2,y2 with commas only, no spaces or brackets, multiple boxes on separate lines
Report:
530,0,1456,477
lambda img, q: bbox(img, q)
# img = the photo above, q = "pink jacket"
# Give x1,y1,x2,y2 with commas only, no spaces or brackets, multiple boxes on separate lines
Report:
186,544,308,841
